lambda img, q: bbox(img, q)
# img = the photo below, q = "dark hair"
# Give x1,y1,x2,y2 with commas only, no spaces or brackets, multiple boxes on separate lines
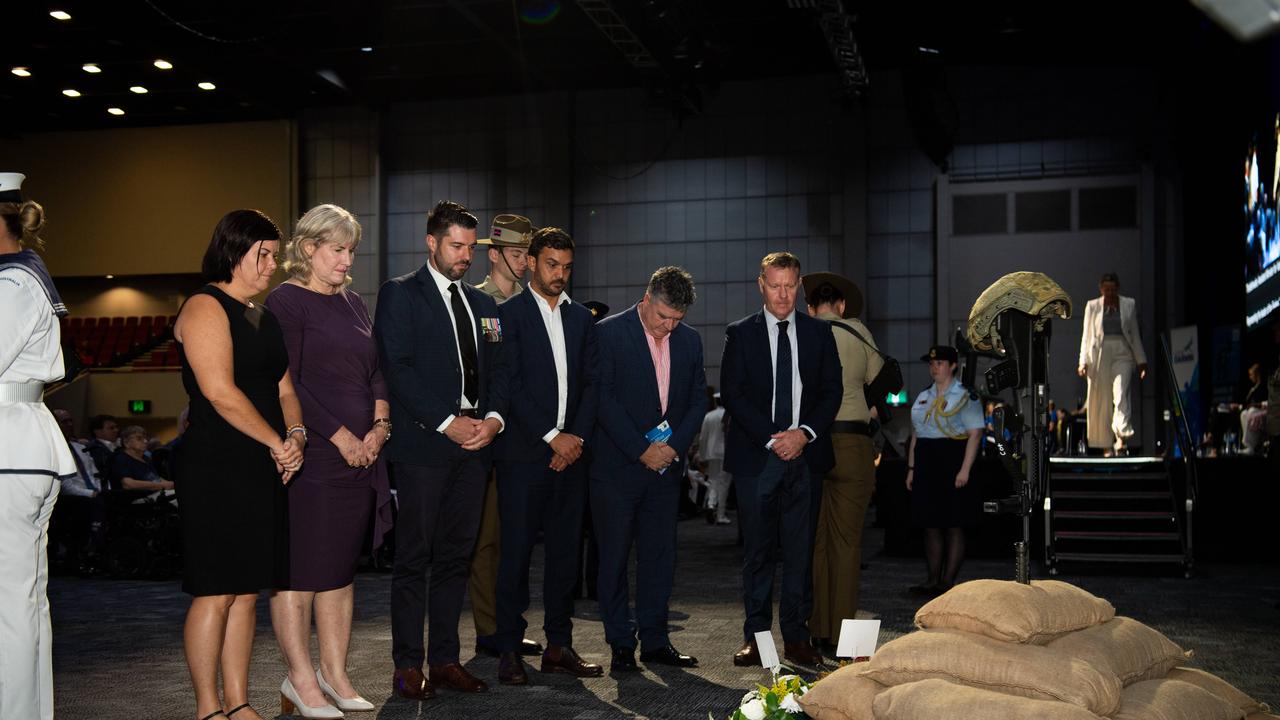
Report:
760,251,801,277
88,414,116,432
808,282,844,307
426,200,478,240
647,266,697,311
528,227,574,258
1100,272,1120,286
200,209,283,282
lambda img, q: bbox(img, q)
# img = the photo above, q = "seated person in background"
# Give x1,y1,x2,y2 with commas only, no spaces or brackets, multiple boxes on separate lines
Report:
85,414,121,476
1237,363,1269,454
52,409,107,570
109,425,175,492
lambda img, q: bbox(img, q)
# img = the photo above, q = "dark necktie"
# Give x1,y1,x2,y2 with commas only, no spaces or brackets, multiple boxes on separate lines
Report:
448,283,479,405
71,444,96,492
774,319,792,431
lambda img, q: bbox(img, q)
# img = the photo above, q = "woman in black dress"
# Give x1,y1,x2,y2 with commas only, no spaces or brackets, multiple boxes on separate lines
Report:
174,210,306,720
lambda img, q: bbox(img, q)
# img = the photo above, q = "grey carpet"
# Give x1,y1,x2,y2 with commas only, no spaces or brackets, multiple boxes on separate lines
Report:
50,519,1280,719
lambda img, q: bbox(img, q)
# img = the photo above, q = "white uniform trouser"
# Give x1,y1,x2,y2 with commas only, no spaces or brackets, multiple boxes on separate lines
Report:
0,473,59,720
703,459,732,521
1088,336,1136,451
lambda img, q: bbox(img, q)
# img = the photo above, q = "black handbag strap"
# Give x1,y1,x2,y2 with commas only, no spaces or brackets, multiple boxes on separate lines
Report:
829,320,892,361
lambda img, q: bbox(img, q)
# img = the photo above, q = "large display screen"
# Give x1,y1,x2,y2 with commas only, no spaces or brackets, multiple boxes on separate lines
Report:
1245,113,1280,329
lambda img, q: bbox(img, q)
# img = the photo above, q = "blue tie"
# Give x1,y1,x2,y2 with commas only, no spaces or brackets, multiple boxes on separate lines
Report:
774,320,792,431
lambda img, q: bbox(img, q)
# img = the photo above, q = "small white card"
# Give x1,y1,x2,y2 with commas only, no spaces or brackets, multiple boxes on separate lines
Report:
836,619,881,658
753,630,780,671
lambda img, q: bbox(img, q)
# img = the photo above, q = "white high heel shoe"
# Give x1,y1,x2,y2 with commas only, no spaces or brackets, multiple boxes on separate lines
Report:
317,669,376,712
280,676,344,719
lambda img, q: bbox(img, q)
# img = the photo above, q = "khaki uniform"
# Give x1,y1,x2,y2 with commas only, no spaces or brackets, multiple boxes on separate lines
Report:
466,275,519,639
809,311,882,639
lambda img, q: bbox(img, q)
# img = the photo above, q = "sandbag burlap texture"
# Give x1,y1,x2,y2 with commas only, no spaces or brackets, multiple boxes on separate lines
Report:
871,678,1104,720
796,664,883,720
1167,668,1272,716
861,628,1122,716
1048,617,1191,686
914,579,1115,645
1112,678,1246,720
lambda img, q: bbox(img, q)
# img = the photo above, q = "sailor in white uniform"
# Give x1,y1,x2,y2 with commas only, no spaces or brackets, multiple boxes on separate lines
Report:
0,173,73,720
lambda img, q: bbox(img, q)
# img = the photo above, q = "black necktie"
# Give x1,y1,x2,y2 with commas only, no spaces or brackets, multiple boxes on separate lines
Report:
448,283,479,405
774,319,792,431
71,444,96,492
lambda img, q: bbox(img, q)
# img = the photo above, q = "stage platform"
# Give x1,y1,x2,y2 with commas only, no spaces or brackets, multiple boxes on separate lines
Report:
50,517,1279,718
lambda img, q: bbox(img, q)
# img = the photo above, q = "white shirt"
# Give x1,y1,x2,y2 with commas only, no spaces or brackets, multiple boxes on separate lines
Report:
699,406,726,461
0,266,76,477
764,308,815,448
60,440,100,497
532,287,572,443
425,260,503,433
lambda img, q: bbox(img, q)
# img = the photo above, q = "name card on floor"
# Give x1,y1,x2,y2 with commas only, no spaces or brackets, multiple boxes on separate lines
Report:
836,619,881,659
753,630,780,671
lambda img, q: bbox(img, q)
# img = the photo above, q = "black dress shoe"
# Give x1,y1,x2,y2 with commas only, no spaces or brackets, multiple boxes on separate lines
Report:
520,637,544,656
639,644,698,668
610,646,639,672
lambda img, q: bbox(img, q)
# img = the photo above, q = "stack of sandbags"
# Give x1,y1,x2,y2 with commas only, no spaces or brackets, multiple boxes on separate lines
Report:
796,579,1272,720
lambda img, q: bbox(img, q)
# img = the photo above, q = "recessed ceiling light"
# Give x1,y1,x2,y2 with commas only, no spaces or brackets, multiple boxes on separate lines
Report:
82,63,101,73
197,81,216,90
153,59,173,70
107,107,125,116
105,274,114,279
130,86,148,94
49,10,71,20
62,88,81,97
361,47,373,52
11,67,31,77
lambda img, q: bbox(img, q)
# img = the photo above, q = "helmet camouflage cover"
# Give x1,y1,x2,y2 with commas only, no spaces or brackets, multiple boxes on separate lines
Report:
967,271,1073,354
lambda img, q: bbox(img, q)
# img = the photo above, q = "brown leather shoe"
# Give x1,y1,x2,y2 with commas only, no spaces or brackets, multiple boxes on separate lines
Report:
541,645,604,677
429,662,489,693
497,652,529,686
392,666,435,700
733,640,760,667
784,641,823,668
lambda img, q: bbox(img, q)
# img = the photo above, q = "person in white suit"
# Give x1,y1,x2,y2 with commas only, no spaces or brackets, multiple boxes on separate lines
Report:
1077,272,1147,455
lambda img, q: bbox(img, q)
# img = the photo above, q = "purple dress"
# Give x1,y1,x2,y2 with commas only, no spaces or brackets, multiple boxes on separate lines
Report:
265,282,393,591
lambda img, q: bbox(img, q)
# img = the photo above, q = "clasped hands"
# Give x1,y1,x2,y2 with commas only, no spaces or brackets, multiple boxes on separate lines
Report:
334,425,389,470
639,441,678,472
272,433,305,484
444,415,502,451
770,428,809,462
548,432,584,472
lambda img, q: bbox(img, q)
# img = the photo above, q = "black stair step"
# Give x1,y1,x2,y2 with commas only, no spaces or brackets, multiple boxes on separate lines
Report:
1053,531,1181,541
1052,491,1170,500
1050,472,1169,482
1052,552,1186,564
1054,510,1174,520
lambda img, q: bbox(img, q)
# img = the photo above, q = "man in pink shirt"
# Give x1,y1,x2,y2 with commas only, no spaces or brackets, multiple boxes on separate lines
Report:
589,267,708,673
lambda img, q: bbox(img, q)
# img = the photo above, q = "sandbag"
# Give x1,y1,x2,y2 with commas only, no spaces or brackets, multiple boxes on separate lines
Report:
796,664,882,720
1113,678,1246,720
914,579,1115,645
860,628,1121,716
872,678,1104,720
1047,616,1189,686
1167,668,1271,716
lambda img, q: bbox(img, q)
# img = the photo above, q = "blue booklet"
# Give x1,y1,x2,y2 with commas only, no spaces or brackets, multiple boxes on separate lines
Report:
646,421,673,474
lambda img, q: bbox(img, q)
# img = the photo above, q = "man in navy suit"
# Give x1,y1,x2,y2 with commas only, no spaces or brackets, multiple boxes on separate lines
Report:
375,200,508,699
489,227,604,685
721,252,842,669
591,267,707,672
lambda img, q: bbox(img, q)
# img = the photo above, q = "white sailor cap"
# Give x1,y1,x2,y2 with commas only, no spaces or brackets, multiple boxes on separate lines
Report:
0,173,25,203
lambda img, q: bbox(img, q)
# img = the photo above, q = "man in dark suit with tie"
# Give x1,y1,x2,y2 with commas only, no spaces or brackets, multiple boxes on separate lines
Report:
489,227,604,685
375,200,509,699
591,266,707,673
721,251,842,669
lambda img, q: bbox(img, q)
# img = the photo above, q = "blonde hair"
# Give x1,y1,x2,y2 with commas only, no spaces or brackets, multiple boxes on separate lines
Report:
1,200,46,250
759,251,800,277
284,204,362,284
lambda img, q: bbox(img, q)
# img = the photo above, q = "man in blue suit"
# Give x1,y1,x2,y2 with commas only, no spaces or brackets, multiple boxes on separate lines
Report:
489,227,604,685
375,200,508,699
591,266,707,672
721,251,842,669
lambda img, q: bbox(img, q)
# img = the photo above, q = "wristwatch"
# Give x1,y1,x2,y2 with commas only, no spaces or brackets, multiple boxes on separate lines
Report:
374,417,392,441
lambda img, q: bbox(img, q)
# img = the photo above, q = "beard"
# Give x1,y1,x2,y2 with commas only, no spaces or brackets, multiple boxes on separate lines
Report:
434,250,469,281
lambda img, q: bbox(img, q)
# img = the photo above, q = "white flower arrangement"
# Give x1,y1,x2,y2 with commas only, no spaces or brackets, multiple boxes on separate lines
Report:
715,674,811,720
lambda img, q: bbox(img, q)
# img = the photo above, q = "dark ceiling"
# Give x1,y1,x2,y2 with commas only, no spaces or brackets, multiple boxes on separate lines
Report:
0,0,1247,135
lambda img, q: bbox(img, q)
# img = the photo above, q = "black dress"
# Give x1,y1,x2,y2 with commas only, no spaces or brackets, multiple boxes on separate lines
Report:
175,285,289,596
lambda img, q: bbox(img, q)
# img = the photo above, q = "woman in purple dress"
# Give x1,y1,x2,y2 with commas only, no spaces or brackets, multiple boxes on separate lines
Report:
265,204,392,718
